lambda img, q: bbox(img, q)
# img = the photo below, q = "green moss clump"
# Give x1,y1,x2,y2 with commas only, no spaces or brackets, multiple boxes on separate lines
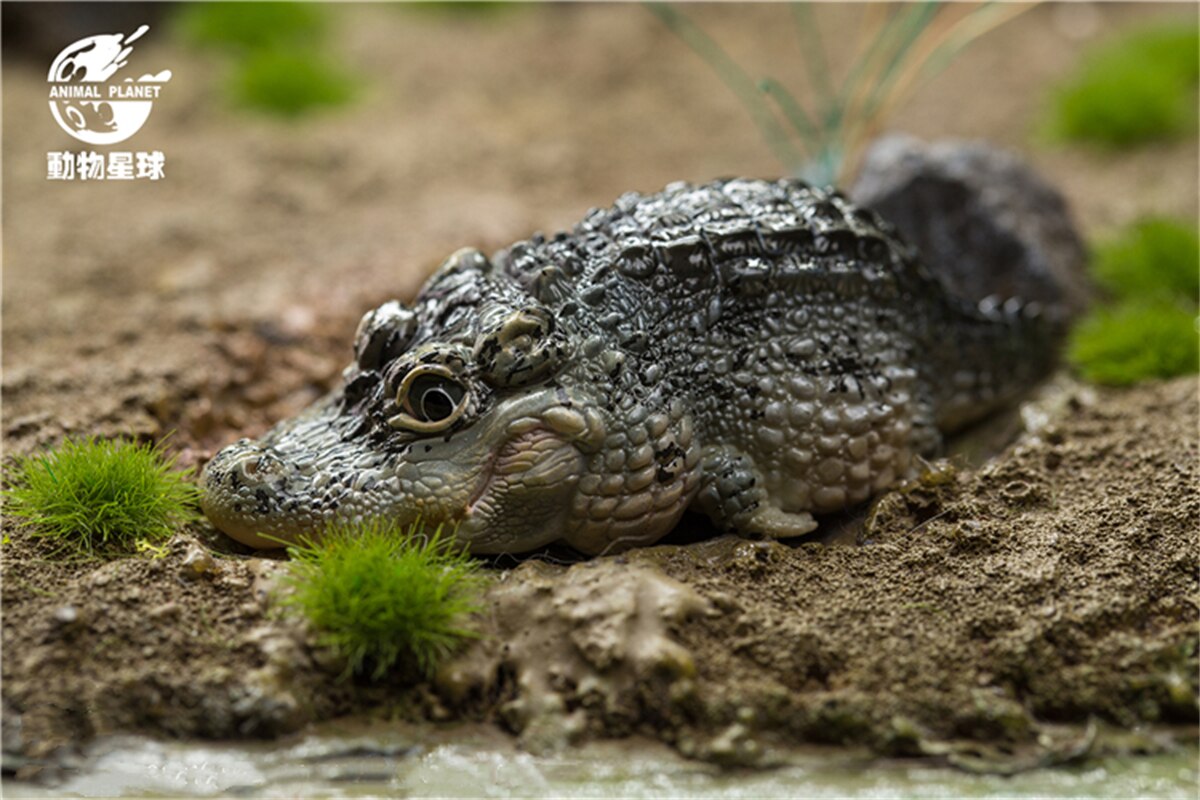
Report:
1047,24,1199,147
1068,216,1199,386
3,438,200,556
174,2,357,117
281,521,485,680
176,2,329,52
231,49,355,117
1068,301,1198,386
405,2,518,17
1092,218,1200,302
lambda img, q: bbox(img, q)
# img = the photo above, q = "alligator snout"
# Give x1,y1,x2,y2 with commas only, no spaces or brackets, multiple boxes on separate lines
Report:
199,406,471,550
203,440,298,497
200,440,309,548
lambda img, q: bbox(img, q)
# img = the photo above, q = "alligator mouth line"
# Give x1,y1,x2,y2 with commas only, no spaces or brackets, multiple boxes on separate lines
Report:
466,444,501,513
464,425,564,515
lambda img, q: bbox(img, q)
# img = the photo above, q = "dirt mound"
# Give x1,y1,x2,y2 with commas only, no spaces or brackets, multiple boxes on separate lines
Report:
648,376,1197,759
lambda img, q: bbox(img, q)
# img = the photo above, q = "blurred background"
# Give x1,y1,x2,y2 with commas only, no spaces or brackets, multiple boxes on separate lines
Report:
3,2,1197,458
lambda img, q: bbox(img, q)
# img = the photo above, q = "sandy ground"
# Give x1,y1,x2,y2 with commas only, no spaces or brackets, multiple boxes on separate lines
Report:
2,1,1197,776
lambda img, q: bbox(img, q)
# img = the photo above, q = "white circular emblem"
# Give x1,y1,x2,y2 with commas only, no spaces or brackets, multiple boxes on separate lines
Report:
47,24,171,145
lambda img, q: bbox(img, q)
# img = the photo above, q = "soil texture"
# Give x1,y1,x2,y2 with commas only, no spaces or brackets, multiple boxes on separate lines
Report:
2,1,1197,778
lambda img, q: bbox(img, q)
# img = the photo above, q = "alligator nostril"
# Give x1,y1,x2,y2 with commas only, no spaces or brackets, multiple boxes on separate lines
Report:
234,451,285,484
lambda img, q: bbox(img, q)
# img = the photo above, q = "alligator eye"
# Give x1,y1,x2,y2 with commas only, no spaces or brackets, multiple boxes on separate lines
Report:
408,373,465,422
389,366,469,432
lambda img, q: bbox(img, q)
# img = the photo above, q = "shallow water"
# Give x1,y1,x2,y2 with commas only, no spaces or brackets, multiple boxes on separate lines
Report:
4,722,1196,799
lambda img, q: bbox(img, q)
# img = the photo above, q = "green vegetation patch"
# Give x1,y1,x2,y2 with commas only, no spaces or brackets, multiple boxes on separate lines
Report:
1069,301,1198,386
649,3,1028,184
1068,217,1199,386
1047,24,1199,148
3,438,200,557
232,49,355,117
176,2,329,52
405,2,518,17
174,1,356,117
281,521,485,681
1092,218,1200,302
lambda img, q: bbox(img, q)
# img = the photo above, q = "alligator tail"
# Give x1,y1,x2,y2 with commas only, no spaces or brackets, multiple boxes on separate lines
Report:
928,293,1070,433
851,135,1091,433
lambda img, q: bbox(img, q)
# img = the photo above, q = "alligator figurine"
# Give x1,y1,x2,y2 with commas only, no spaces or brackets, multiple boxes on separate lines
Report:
202,177,1068,554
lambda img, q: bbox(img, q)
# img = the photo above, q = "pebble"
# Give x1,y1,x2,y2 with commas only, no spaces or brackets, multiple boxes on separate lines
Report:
181,545,217,580
148,601,180,620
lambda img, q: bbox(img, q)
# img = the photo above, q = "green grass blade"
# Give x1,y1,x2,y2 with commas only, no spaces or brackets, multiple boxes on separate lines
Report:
3,437,200,557
646,2,803,171
858,2,941,122
827,4,914,154
759,77,818,141
790,3,836,114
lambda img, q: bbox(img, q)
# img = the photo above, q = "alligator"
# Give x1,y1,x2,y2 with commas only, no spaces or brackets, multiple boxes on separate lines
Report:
201,177,1069,554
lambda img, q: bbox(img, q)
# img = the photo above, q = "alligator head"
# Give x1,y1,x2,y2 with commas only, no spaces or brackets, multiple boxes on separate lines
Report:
201,248,609,553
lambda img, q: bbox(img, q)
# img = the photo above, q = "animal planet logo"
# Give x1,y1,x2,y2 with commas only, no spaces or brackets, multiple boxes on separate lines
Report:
47,24,171,145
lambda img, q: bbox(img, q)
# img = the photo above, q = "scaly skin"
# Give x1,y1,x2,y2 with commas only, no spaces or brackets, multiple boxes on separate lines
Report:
201,179,1064,554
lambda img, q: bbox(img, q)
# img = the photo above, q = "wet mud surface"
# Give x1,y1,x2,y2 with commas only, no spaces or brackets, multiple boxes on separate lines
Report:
2,1,1197,780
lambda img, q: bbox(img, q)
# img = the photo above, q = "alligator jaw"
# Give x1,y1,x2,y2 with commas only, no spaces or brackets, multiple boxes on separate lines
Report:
199,394,439,549
200,388,592,552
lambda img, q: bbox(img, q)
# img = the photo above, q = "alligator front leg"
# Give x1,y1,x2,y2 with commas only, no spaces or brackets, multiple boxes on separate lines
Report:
693,448,819,539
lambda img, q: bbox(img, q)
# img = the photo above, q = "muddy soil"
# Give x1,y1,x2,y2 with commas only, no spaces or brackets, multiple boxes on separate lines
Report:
4,375,1196,775
2,1,1197,778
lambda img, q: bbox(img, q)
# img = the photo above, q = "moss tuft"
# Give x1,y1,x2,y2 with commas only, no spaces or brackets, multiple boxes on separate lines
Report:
1092,217,1200,303
1047,24,1199,147
1068,216,1198,386
175,2,357,117
231,49,355,117
176,2,329,52
1068,301,1198,386
280,520,485,680
406,2,519,17
3,438,200,556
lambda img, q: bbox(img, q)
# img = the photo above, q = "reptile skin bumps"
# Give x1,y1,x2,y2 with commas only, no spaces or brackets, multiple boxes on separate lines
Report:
202,179,1064,554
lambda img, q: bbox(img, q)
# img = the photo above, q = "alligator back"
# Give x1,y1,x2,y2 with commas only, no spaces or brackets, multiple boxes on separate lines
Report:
478,178,1066,548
